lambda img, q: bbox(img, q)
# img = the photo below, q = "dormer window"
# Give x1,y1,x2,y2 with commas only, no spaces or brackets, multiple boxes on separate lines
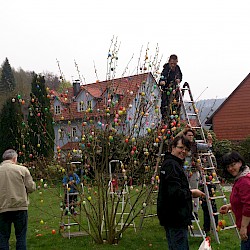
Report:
55,105,61,115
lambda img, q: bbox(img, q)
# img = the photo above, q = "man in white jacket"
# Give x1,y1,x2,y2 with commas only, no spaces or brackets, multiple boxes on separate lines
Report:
0,149,36,250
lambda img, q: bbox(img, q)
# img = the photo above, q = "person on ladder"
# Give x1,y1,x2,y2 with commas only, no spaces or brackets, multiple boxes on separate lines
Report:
158,54,182,121
62,164,80,215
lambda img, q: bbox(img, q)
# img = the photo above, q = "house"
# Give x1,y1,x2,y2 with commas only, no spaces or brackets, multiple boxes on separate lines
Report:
205,73,250,141
50,73,161,154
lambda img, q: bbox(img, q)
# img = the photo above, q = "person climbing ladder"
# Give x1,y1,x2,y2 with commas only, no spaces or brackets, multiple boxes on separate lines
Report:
158,54,182,121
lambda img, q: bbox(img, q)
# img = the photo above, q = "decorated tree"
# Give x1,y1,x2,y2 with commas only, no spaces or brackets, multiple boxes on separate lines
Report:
27,74,55,159
0,98,23,158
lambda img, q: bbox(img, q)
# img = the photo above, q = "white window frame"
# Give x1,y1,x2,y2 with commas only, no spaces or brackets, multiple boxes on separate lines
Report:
55,105,61,115
79,101,85,112
71,126,77,138
87,100,92,109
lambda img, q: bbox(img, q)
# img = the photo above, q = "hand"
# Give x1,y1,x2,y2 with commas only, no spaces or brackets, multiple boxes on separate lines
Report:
191,189,205,198
240,226,248,241
176,79,180,84
219,204,230,214
160,80,165,86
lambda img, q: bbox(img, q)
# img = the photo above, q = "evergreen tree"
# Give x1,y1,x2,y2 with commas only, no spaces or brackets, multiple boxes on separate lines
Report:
0,98,23,159
27,74,55,159
0,58,16,93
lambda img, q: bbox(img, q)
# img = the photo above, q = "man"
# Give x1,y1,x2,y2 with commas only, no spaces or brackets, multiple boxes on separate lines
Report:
157,136,204,250
0,149,36,250
159,54,182,120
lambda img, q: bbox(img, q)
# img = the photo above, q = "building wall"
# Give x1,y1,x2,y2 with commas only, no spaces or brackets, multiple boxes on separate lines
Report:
213,76,250,140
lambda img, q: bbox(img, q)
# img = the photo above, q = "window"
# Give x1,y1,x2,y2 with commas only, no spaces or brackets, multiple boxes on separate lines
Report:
71,127,77,138
79,101,85,112
55,105,61,115
58,128,64,140
87,100,92,109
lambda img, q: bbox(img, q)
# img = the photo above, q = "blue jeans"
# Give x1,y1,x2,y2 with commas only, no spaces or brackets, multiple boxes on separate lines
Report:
0,210,28,250
164,226,189,250
241,234,250,250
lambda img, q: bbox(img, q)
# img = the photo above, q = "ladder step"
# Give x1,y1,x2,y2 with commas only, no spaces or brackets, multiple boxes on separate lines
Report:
192,126,202,129
187,113,197,116
199,152,213,156
209,195,225,200
203,167,215,170
195,140,205,143
68,192,79,195
143,214,157,218
206,181,221,185
221,225,237,231
184,100,194,104
64,222,79,226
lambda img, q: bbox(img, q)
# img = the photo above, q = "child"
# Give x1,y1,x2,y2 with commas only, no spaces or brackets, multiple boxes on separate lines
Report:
62,165,80,215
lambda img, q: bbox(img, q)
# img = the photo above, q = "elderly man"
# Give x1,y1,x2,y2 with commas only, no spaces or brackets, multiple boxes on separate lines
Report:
0,149,36,250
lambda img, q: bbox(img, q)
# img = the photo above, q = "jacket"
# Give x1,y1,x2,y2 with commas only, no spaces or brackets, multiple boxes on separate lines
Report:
159,63,182,90
0,160,36,213
157,153,192,228
230,167,250,234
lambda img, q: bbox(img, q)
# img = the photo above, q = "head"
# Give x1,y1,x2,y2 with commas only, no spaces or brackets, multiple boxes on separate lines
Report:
221,151,246,178
2,149,18,163
168,54,178,70
170,135,191,160
183,129,195,142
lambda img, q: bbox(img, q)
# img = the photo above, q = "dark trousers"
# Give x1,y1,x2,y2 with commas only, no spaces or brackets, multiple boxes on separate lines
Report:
201,200,218,232
0,210,28,250
164,226,189,250
241,233,250,250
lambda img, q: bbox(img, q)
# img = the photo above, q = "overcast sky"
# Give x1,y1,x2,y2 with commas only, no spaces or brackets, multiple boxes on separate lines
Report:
1,0,249,99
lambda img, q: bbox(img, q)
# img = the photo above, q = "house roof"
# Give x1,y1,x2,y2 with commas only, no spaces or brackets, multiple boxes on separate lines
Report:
52,72,155,122
205,73,250,125
61,142,79,150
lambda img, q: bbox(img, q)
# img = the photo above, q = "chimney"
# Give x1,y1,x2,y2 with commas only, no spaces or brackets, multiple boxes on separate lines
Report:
73,79,80,96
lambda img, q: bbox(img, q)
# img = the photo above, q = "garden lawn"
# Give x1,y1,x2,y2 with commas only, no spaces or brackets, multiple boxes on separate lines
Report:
8,187,241,250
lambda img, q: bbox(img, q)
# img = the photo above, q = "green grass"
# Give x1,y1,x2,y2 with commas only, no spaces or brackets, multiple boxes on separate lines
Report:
8,187,241,250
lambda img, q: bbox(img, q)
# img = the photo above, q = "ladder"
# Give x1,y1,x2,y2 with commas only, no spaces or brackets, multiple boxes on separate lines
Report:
140,82,183,229
60,183,90,238
180,82,240,244
101,160,136,238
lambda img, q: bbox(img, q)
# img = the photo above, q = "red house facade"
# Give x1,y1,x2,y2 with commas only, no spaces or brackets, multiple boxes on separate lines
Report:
206,73,250,141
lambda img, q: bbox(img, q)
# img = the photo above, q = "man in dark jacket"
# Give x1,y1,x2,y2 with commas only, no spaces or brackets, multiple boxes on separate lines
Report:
159,54,182,120
157,136,205,250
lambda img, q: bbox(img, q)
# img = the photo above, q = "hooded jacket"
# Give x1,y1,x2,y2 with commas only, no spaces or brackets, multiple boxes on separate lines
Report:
0,160,36,213
157,153,192,228
230,166,250,234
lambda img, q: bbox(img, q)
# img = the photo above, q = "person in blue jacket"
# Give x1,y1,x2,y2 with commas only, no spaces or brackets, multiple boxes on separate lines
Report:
62,164,80,215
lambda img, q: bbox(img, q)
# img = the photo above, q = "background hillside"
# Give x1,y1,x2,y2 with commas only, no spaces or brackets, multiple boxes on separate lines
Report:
196,98,226,127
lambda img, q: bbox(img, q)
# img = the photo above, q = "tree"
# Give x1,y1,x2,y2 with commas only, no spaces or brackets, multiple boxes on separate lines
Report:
0,58,16,93
27,74,55,159
0,98,23,158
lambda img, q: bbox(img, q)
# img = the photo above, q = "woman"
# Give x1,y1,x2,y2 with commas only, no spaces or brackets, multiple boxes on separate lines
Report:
219,151,250,249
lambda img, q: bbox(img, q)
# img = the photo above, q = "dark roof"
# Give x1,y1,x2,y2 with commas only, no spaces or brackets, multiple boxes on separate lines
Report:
205,73,250,125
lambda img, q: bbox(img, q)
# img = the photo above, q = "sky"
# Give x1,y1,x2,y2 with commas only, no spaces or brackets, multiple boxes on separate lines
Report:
1,0,249,100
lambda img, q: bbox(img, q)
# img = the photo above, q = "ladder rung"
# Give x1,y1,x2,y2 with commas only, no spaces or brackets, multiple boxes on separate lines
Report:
184,100,194,103
143,214,157,218
209,195,225,200
187,113,197,116
195,140,205,143
203,167,215,170
68,192,79,195
64,222,79,226
206,181,221,185
192,126,202,129
117,223,134,226
221,225,237,231
116,212,130,215
182,87,190,90
199,151,214,156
